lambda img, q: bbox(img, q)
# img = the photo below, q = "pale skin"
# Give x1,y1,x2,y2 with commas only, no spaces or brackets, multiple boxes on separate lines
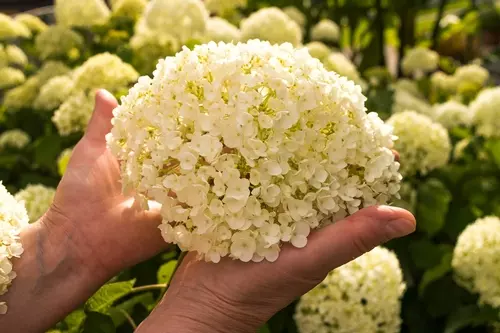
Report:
0,90,416,333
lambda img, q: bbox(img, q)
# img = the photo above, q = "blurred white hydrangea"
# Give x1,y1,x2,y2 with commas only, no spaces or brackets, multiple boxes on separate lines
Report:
452,216,500,309
143,0,208,44
205,17,241,43
35,26,84,60
55,0,110,27
131,30,179,75
401,47,439,77
283,6,306,28
107,40,402,263
388,111,451,176
305,42,330,61
58,148,74,176
0,130,31,151
0,67,25,90
112,0,147,20
431,71,458,94
469,87,500,138
15,185,56,223
434,100,471,129
310,19,340,43
440,14,460,28
205,0,246,17
392,88,432,117
14,14,47,34
73,53,139,93
393,79,425,99
240,7,302,46
0,182,29,315
295,247,406,333
34,76,74,111
324,52,364,86
454,64,490,88
0,13,31,40
53,90,96,136
5,45,28,67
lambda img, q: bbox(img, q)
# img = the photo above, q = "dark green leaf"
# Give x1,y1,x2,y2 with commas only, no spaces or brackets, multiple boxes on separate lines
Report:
258,324,271,333
109,293,155,327
444,305,500,333
419,251,453,296
416,178,452,236
157,260,177,284
85,280,136,313
485,139,500,169
82,312,116,333
33,134,63,171
64,309,86,333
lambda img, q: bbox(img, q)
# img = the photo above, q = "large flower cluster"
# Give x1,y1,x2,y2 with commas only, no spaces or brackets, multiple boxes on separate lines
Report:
0,130,30,151
35,26,84,60
310,19,340,43
454,64,489,88
130,30,179,75
431,71,458,94
143,0,209,44
5,45,27,68
434,100,471,129
205,0,247,17
34,76,74,111
324,52,364,87
469,87,500,138
283,6,306,28
401,47,439,77
53,90,96,136
0,182,29,315
107,40,402,263
15,185,56,222
295,247,406,333
305,42,331,61
394,79,425,99
452,216,500,308
387,111,451,176
205,17,241,43
0,67,25,90
392,88,432,117
14,14,47,34
0,13,31,40
55,0,110,27
240,8,302,46
111,0,147,20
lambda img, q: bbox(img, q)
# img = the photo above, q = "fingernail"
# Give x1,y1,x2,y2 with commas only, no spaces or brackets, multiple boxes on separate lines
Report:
386,218,416,238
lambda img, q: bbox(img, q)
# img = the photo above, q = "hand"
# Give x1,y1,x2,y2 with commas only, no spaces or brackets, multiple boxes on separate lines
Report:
138,205,416,333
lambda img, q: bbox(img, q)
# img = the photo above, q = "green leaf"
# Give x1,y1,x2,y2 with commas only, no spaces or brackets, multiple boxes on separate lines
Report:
409,239,452,270
444,305,500,333
108,293,155,327
64,309,86,333
157,260,178,284
419,251,453,297
33,134,63,171
82,312,116,333
416,178,452,236
485,138,500,169
85,280,136,313
258,324,271,333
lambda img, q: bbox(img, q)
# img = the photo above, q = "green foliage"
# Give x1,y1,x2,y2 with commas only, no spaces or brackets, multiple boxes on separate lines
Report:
85,280,136,313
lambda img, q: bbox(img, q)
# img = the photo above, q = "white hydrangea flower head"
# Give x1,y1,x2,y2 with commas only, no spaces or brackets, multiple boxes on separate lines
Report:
0,182,29,314
240,7,302,46
34,76,74,111
58,148,74,176
73,53,139,93
469,87,500,138
0,130,31,151
112,0,147,20
107,40,402,263
295,247,406,333
440,14,460,28
305,42,330,61
35,26,84,60
0,13,31,40
388,111,451,176
143,0,209,44
283,6,306,28
0,67,25,90
401,47,439,76
0,45,7,68
433,100,471,129
131,30,179,75
393,79,425,99
392,88,432,117
310,19,340,43
323,52,363,86
14,14,47,34
5,45,28,67
205,17,241,44
205,0,246,17
454,64,489,88
15,185,56,223
53,90,96,136
452,216,500,308
55,0,110,27
431,71,458,94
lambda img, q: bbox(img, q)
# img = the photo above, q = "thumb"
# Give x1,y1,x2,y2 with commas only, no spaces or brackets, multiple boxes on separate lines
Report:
297,205,415,277
84,89,118,145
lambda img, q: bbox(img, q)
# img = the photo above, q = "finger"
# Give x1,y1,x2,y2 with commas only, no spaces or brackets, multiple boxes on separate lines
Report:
297,205,415,276
84,89,118,145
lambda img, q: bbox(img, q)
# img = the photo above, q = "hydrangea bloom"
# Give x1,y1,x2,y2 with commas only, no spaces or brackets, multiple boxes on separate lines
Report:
469,87,500,138
431,71,458,94
14,14,47,34
55,0,110,27
0,67,25,90
0,182,29,315
310,19,340,43
35,26,84,60
143,0,209,43
0,45,6,68
240,7,302,46
393,79,425,99
323,52,363,86
5,45,28,67
295,247,406,333
0,130,30,151
452,216,500,308
205,0,246,16
305,42,330,61
73,53,139,93
34,76,74,111
58,148,74,176
454,64,489,88
205,17,241,43
434,100,471,129
401,47,439,76
14,185,56,222
392,88,432,117
388,111,451,176
283,6,306,28
53,90,96,136
112,0,147,20
0,13,31,40
107,40,402,263
131,30,179,75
